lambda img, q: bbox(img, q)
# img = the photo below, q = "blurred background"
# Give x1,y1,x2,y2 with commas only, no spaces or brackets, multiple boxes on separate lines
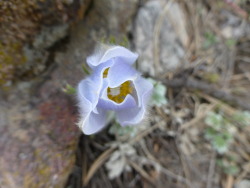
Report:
0,0,250,187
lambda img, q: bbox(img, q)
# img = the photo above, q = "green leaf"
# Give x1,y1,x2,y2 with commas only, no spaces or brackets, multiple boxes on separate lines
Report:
216,159,240,175
101,35,129,47
204,127,217,140
203,31,217,49
224,164,240,175
205,112,224,130
216,159,224,167
62,83,76,95
232,111,250,127
109,36,117,44
221,131,233,143
82,64,90,75
211,135,229,154
225,39,236,48
147,78,168,107
203,72,220,83
109,122,137,137
120,36,129,48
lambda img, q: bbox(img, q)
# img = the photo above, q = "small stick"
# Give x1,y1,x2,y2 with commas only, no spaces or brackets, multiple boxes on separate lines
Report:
224,0,248,19
162,77,250,111
206,151,216,188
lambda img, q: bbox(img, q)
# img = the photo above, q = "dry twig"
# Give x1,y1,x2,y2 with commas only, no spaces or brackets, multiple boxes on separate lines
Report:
153,0,174,75
206,151,216,188
162,77,250,111
83,121,166,185
127,160,154,184
133,156,194,187
83,147,115,185
224,0,248,19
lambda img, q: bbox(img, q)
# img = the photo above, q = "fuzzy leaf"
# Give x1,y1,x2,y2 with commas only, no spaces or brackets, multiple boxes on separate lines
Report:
109,122,137,137
211,135,229,154
204,127,217,140
147,78,168,107
232,111,250,127
105,144,136,179
224,165,240,175
62,83,76,95
205,112,224,130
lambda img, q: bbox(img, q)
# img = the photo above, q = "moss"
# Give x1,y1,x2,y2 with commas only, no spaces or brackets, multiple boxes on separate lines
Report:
0,42,26,87
20,147,76,188
203,72,220,84
0,0,83,88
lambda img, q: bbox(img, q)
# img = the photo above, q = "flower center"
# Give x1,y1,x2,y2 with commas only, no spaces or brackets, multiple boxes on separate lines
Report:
103,68,109,78
103,68,133,104
107,81,133,103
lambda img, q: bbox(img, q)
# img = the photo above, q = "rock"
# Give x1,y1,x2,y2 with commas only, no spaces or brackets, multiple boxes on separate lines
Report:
219,10,250,39
0,0,139,187
235,180,250,188
0,91,79,188
33,25,69,49
0,0,91,87
0,0,91,187
95,0,138,34
134,0,189,76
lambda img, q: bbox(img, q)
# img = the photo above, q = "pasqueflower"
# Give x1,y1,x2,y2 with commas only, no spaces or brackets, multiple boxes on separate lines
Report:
77,45,153,135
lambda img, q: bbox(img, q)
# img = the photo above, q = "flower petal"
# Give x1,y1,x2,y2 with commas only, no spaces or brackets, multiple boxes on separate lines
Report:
89,59,114,82
107,62,138,88
98,94,137,111
77,78,100,110
134,77,153,107
87,46,138,68
78,60,114,110
116,77,153,126
78,108,107,135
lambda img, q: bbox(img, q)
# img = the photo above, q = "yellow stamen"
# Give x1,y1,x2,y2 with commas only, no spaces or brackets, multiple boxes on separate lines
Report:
107,81,133,103
103,68,109,78
103,67,133,103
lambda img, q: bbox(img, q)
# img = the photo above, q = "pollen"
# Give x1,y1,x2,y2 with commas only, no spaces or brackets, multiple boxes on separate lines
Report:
103,67,133,103
107,81,133,103
103,68,109,78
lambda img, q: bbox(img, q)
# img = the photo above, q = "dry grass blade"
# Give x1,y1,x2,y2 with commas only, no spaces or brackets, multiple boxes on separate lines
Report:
206,151,216,188
163,77,250,111
83,121,165,186
3,173,16,188
128,160,154,184
223,0,248,19
160,167,194,188
153,0,174,75
135,156,194,188
128,120,166,145
83,147,115,186
180,103,217,130
235,162,250,183
225,175,234,188
201,94,237,115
